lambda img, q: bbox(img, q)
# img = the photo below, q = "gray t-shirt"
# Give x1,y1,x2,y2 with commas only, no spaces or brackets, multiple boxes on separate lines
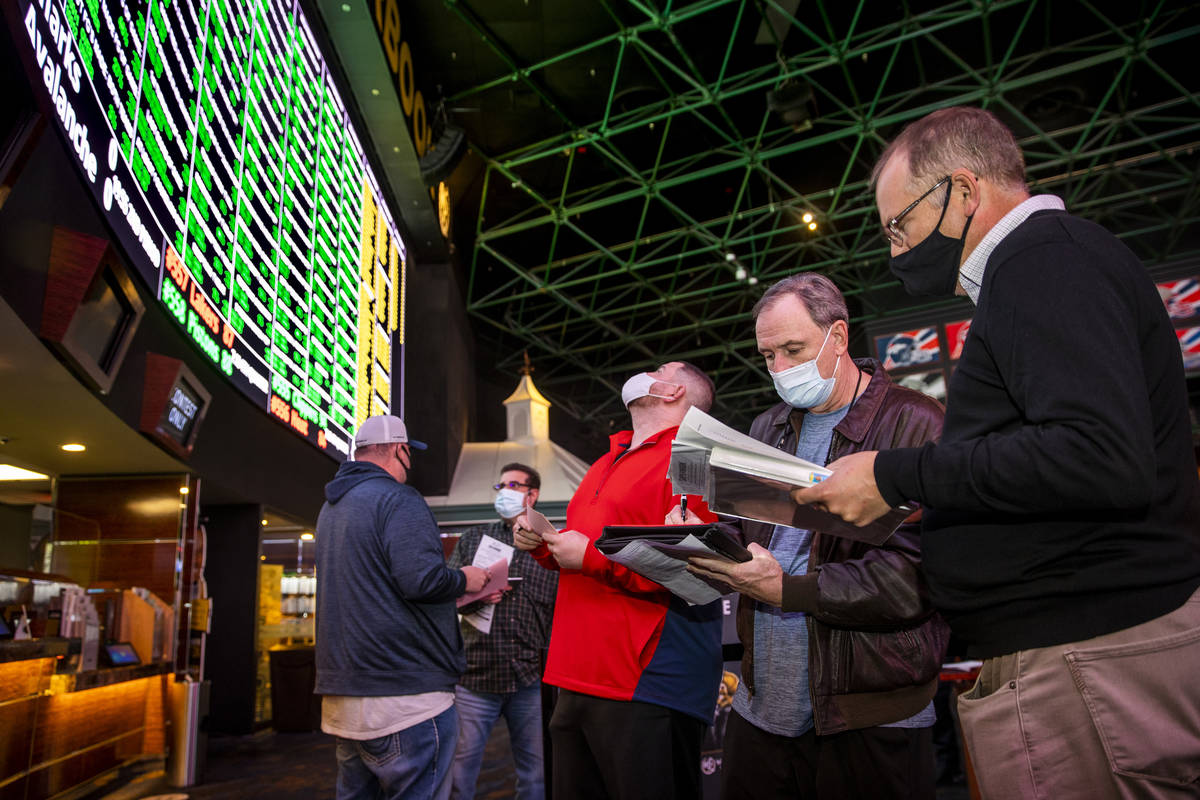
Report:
732,402,934,736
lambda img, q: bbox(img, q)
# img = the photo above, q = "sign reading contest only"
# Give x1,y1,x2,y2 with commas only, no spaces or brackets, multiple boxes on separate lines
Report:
7,0,407,459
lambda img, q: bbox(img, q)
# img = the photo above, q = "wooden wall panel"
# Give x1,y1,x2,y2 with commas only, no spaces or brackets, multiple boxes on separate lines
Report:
54,477,186,601
0,657,52,703
0,698,37,785
57,477,184,542
31,678,148,765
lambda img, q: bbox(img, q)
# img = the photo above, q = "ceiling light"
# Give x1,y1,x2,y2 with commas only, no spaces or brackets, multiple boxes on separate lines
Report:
734,266,747,281
300,532,314,541
0,464,49,481
261,519,269,526
748,276,759,285
179,486,189,494
802,212,814,224
807,221,818,231
340,2,351,10
725,252,736,262
61,443,86,452
371,88,380,96
260,555,266,561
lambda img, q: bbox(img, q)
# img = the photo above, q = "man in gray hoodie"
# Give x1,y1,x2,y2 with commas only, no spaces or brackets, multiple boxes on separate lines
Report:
315,415,488,800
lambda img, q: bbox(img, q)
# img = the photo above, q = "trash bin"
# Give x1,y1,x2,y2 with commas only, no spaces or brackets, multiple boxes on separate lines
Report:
268,645,321,732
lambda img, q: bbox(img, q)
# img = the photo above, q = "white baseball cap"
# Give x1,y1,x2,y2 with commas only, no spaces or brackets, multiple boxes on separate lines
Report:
353,415,427,450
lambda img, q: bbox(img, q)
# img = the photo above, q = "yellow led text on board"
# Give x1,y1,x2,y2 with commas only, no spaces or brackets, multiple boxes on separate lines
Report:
373,0,431,158
354,180,401,428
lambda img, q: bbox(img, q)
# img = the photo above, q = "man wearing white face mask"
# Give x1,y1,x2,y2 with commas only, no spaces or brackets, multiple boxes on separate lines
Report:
514,361,724,800
682,274,948,799
447,464,557,800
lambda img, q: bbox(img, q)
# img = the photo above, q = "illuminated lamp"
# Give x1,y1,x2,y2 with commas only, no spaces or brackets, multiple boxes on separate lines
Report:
61,443,86,452
419,123,467,186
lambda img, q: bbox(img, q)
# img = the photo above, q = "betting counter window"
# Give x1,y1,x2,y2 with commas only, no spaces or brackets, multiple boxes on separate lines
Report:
6,0,409,459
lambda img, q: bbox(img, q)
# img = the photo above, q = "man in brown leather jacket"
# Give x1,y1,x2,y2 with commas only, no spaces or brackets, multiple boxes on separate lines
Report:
685,274,948,799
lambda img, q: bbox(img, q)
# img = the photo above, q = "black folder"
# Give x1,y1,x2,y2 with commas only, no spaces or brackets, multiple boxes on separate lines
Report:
595,522,752,563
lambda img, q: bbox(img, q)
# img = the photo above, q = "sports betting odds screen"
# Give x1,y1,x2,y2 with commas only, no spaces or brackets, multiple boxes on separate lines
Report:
12,0,406,459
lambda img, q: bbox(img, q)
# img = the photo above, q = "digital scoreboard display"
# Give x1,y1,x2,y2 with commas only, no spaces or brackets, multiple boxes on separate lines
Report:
10,0,407,459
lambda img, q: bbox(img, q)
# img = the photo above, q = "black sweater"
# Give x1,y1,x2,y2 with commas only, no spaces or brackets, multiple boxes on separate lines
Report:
875,209,1200,658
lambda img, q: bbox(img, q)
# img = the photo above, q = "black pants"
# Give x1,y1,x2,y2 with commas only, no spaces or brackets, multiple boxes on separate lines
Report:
720,709,935,800
549,689,704,800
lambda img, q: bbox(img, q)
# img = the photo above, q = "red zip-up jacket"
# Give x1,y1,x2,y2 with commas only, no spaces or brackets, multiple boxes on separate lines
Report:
531,426,723,723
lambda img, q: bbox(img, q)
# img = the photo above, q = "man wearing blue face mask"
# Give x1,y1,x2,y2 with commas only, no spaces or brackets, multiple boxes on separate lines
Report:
447,464,557,800
800,106,1200,799
682,273,947,799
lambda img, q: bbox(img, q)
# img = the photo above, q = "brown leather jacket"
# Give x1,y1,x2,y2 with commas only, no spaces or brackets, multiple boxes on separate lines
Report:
737,358,950,735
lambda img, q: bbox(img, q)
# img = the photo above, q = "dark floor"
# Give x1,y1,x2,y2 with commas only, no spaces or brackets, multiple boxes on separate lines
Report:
107,723,969,799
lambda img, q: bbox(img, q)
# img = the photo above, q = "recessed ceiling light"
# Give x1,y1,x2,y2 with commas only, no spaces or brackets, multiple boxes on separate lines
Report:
61,443,86,452
807,221,818,231
300,532,314,541
179,486,189,494
262,519,269,526
802,212,814,224
0,464,49,481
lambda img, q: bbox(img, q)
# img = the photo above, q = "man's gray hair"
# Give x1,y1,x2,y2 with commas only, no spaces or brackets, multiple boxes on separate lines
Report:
752,273,848,331
870,106,1027,201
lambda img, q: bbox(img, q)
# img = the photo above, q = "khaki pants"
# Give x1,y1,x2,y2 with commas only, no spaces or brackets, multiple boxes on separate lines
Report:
958,586,1200,800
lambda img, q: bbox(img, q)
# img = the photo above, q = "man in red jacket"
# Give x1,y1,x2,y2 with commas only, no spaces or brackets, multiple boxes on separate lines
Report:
514,361,724,800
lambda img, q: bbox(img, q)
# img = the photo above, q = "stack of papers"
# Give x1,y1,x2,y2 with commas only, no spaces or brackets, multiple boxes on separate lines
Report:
670,407,911,546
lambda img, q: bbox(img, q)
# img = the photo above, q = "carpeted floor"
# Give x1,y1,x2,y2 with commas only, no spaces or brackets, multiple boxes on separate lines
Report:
110,722,518,800
109,722,969,800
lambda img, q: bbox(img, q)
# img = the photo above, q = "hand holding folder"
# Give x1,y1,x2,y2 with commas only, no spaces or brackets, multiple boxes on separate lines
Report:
594,522,750,605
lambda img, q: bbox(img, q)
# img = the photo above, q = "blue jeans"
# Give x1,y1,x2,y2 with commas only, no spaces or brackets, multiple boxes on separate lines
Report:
335,705,457,800
449,684,544,800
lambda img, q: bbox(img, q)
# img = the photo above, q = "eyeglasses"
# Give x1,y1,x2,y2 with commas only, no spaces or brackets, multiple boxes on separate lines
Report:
881,175,951,248
493,481,532,491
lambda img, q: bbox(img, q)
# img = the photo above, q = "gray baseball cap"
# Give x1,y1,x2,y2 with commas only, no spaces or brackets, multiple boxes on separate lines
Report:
352,415,428,450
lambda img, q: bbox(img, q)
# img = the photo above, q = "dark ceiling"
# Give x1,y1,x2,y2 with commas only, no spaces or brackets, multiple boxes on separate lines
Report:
407,0,1200,435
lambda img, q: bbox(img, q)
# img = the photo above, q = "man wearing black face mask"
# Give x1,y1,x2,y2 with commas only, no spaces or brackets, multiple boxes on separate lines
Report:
799,106,1200,799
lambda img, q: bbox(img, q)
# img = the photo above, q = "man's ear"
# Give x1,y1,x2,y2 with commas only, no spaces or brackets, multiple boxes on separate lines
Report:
952,168,982,217
527,488,539,507
663,382,687,404
830,319,850,356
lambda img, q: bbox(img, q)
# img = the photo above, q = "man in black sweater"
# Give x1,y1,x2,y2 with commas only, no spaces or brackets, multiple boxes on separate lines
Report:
801,107,1200,798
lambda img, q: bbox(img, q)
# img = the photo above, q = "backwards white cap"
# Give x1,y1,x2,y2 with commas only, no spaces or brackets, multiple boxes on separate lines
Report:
352,415,427,450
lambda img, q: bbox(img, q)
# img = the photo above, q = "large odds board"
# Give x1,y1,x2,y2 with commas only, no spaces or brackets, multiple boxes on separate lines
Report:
11,0,406,459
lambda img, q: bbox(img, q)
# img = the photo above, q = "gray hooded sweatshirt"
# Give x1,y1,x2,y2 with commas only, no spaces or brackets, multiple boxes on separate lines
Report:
314,460,466,696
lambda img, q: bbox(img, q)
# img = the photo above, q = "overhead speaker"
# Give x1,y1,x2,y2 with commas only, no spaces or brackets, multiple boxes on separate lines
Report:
767,80,814,132
419,123,467,186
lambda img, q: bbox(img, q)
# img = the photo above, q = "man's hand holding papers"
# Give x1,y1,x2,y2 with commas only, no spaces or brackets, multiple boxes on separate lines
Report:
543,529,589,570
513,508,560,551
793,451,892,527
687,542,783,607
670,407,912,545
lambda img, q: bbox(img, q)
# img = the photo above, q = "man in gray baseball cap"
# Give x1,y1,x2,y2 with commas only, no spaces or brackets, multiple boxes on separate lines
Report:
316,414,487,799
352,413,428,453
